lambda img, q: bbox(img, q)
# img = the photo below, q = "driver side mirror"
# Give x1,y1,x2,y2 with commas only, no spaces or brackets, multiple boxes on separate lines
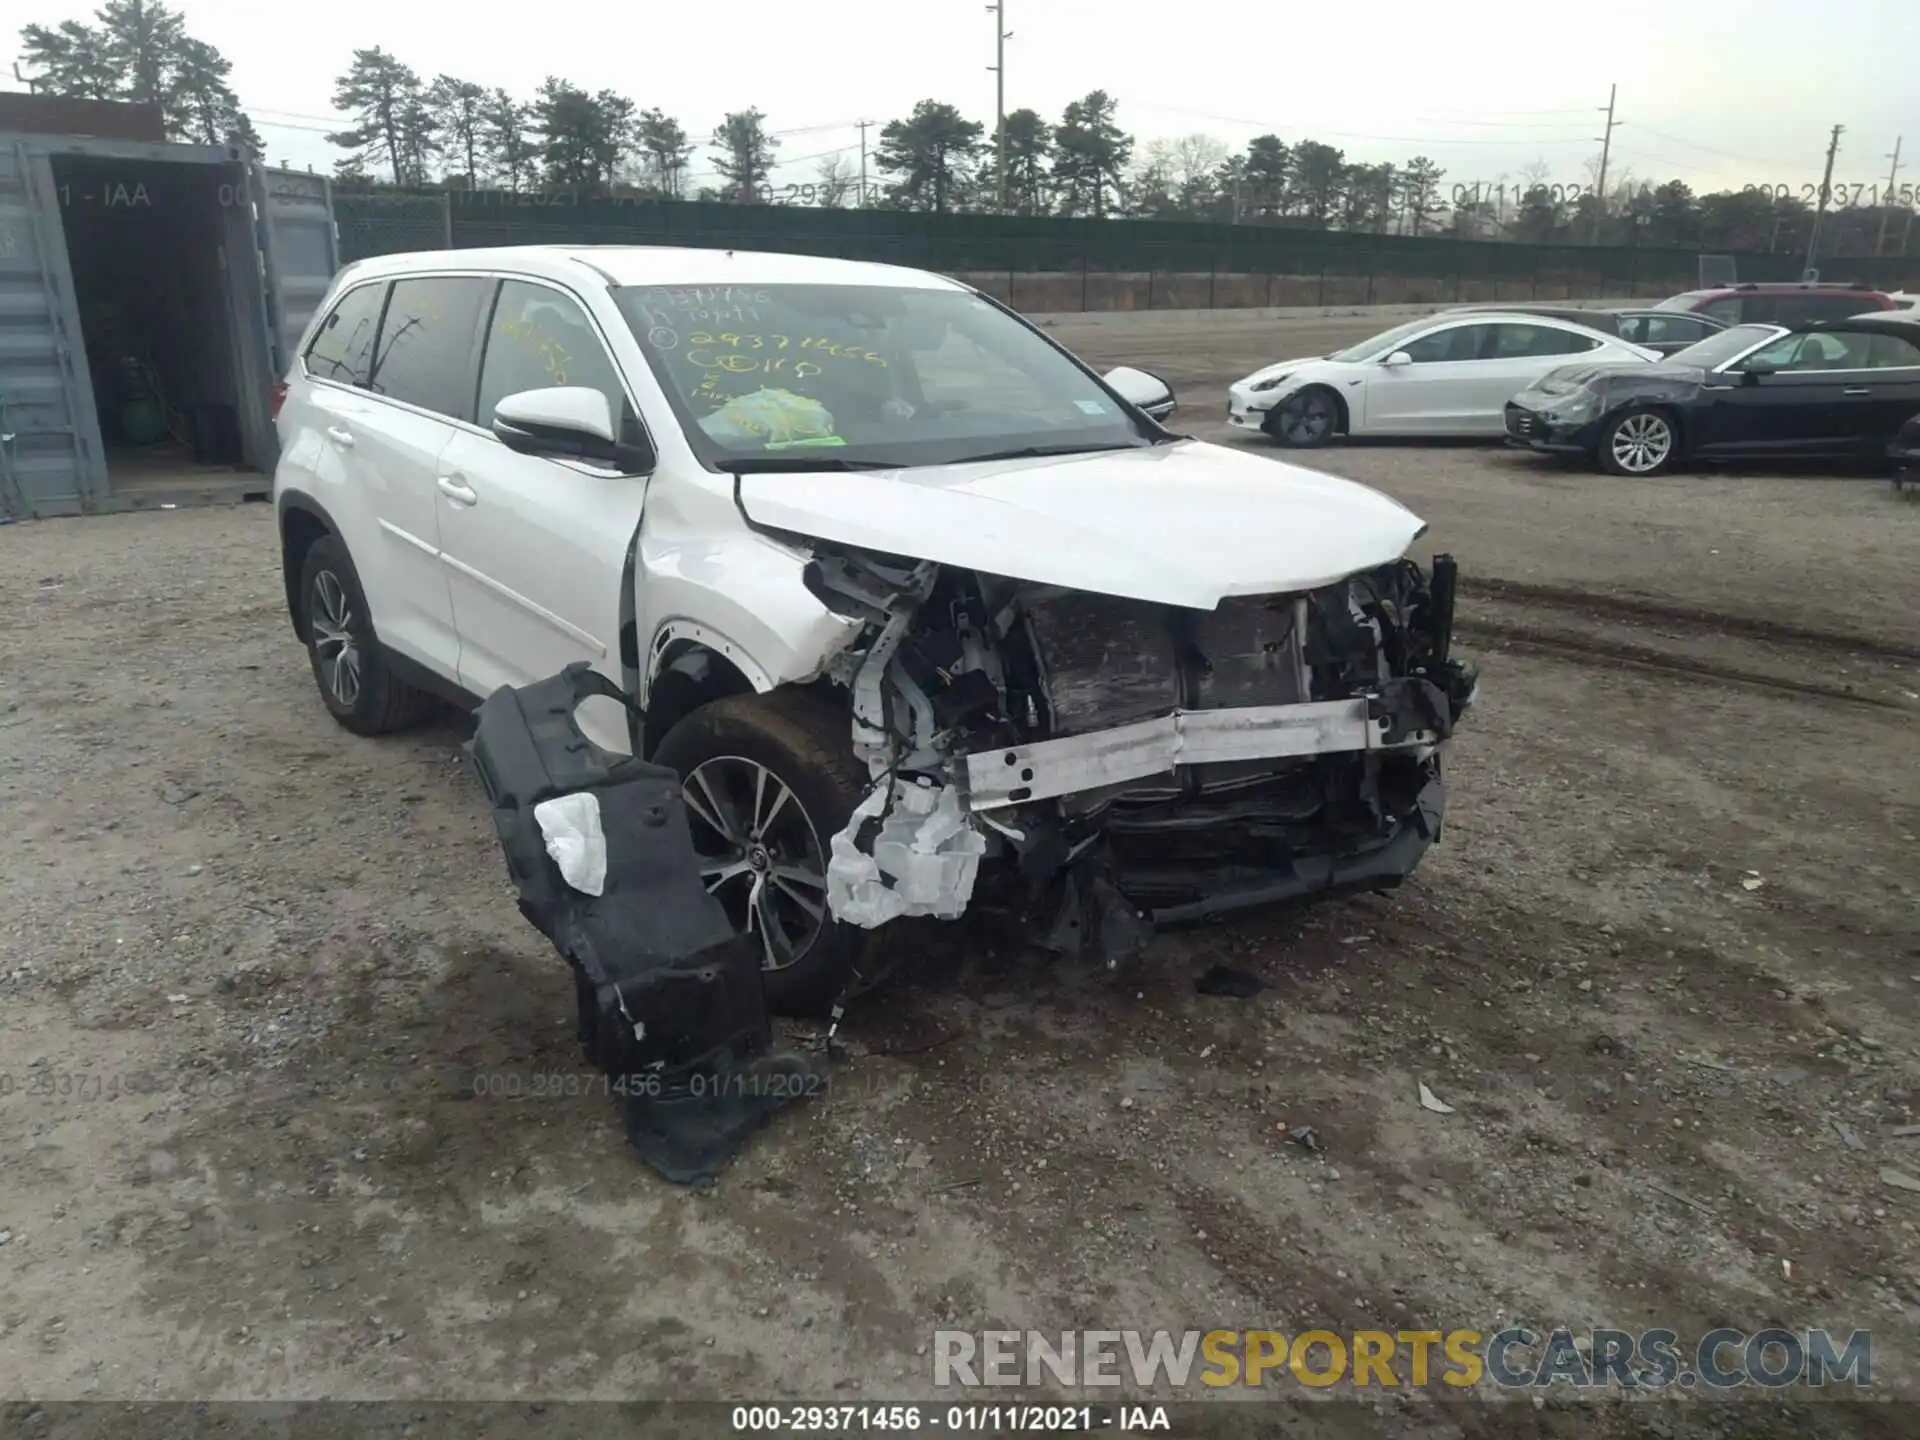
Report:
1740,367,1772,385
493,387,653,473
1103,365,1177,422
1382,351,1413,368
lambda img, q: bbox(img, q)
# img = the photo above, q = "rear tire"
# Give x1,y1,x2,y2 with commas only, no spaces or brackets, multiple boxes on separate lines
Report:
1262,386,1343,448
649,690,874,1016
1598,406,1678,477
298,535,437,735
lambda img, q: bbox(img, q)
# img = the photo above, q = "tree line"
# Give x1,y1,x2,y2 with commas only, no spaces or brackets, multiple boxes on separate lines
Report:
18,0,260,154
15,14,1917,257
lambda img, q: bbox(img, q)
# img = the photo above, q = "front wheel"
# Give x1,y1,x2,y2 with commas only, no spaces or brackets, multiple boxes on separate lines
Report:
1598,407,1678,477
1263,386,1342,448
649,690,874,1015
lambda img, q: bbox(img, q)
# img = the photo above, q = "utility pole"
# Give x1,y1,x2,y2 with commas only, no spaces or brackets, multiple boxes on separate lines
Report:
856,119,872,208
1876,136,1903,256
986,1,1010,212
1805,124,1844,279
1591,83,1620,242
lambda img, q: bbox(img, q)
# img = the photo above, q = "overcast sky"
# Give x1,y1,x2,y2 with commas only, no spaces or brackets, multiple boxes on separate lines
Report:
8,0,1918,201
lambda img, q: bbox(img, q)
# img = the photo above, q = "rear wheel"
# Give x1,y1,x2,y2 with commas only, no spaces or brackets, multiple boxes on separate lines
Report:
1598,407,1678,477
298,535,437,735
649,690,873,1015
1263,386,1342,448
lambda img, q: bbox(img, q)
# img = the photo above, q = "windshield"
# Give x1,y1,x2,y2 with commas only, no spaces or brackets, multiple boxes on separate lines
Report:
1660,323,1782,369
613,283,1158,470
1326,317,1444,363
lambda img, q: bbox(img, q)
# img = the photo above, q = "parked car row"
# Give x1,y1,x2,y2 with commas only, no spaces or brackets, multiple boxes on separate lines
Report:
1228,281,1920,477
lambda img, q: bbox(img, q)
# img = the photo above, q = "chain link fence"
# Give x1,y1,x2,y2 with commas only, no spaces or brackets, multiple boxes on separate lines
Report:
331,190,1920,311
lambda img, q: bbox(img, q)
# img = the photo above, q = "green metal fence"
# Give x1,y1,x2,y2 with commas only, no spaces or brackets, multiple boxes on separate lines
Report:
330,189,1920,309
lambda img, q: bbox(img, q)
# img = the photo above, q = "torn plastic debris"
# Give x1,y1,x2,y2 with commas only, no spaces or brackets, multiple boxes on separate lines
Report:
468,661,818,1186
826,778,988,928
533,791,607,896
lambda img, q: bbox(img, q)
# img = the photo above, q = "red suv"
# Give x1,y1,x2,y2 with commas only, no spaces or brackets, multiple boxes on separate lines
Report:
1655,282,1896,327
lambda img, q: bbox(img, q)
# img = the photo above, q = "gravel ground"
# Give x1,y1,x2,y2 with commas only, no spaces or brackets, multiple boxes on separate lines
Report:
2,311,1918,1437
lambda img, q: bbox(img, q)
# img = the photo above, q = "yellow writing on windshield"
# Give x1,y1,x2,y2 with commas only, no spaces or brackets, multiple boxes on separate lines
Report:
687,332,888,368
497,317,573,386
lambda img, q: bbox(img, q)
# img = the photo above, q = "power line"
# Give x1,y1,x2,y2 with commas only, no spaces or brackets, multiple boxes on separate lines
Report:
1122,101,1612,146
1626,123,1783,170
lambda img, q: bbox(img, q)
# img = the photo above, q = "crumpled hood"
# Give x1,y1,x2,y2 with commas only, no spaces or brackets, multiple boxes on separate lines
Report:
1526,360,1706,395
737,440,1426,609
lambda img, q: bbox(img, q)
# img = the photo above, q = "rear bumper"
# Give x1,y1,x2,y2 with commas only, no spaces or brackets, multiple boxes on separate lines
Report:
1503,402,1601,455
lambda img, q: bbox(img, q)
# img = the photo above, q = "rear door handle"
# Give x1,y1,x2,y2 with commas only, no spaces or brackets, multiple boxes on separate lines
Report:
325,426,354,448
1842,387,1872,397
437,474,477,506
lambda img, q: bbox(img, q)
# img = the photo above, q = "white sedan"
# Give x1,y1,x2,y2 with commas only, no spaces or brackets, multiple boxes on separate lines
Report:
1227,311,1659,446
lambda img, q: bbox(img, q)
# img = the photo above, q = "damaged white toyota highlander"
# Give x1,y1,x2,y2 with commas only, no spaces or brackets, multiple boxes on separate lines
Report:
274,246,1478,1018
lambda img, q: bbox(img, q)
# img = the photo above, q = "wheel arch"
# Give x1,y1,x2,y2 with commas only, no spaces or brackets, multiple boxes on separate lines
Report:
640,628,763,759
278,490,343,642
1602,399,1689,457
1266,382,1349,438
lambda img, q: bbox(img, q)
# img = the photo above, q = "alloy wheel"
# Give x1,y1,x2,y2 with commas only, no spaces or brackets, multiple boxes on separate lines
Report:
1272,390,1334,444
1610,413,1673,474
680,757,830,972
309,569,362,708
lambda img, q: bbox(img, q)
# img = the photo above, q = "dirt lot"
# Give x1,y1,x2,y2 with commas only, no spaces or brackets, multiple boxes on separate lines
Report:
3,310,1918,1436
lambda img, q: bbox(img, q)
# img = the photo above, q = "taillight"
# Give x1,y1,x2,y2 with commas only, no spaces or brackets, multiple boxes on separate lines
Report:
269,381,288,420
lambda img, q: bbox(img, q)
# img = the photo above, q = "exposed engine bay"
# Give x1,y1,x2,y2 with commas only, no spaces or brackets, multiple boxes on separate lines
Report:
802,543,1479,967
464,549,1474,1182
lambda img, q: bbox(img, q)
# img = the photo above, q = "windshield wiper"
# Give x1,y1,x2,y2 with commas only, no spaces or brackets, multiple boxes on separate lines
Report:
946,441,1144,465
716,456,906,473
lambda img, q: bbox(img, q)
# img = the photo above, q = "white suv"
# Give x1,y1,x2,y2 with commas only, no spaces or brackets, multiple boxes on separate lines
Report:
273,246,1476,1013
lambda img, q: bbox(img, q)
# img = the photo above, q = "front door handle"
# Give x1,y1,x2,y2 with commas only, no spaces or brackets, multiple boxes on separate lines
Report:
325,426,354,448
1841,387,1872,397
437,474,477,506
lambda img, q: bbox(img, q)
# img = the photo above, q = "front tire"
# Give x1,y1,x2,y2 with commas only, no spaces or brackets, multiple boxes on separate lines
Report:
1263,386,1342,448
298,535,437,735
649,690,873,1016
1598,406,1678,477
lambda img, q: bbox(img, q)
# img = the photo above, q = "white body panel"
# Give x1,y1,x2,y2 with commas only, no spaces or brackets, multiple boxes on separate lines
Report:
1226,313,1658,439
273,245,1432,750
736,440,1424,608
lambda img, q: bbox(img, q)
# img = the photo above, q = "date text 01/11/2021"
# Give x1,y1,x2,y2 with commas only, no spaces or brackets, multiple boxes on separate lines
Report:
729,1405,1171,1432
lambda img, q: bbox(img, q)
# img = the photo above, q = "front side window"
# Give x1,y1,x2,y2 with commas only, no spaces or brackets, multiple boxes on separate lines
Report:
1736,330,1872,372
477,280,632,434
1667,324,1783,370
304,281,387,388
1401,324,1493,363
613,283,1156,468
364,277,492,420
1701,298,1742,324
1327,316,1455,362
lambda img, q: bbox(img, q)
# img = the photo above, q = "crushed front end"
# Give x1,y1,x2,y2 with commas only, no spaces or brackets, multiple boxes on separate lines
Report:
804,546,1478,959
